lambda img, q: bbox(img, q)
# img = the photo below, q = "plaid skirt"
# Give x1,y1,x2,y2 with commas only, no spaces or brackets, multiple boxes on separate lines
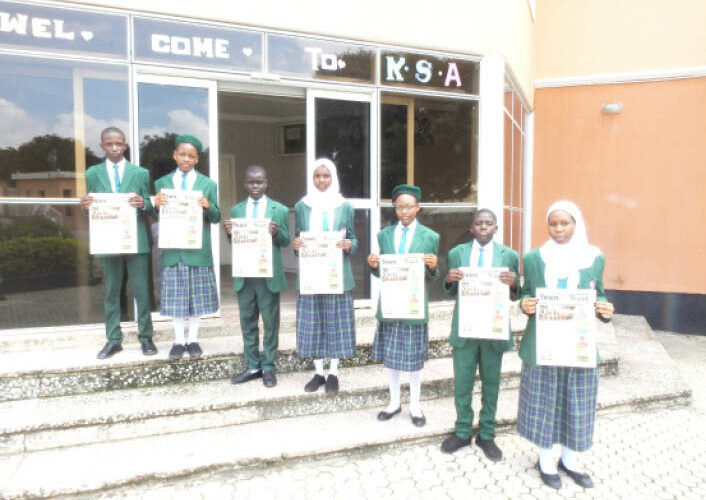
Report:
372,321,429,372
296,291,356,359
517,363,599,451
160,262,219,318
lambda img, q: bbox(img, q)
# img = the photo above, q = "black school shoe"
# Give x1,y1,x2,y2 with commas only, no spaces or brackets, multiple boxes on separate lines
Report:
325,374,339,393
97,341,122,359
536,461,562,490
304,374,326,392
186,342,202,358
140,339,158,356
558,459,594,488
169,343,185,360
441,434,472,454
475,437,503,462
377,406,401,421
263,371,277,388
410,412,426,427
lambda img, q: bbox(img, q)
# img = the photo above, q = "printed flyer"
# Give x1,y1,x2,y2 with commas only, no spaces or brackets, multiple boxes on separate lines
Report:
89,193,137,254
458,267,510,340
379,253,425,319
231,218,273,278
299,231,344,294
158,189,203,249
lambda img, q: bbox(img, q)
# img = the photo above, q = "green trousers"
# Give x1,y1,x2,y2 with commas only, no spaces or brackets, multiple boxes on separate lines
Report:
452,341,504,440
237,278,280,372
101,254,153,343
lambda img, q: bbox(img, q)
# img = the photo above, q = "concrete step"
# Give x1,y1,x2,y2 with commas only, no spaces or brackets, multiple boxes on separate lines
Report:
0,301,529,353
0,345,621,456
0,310,590,404
0,315,688,499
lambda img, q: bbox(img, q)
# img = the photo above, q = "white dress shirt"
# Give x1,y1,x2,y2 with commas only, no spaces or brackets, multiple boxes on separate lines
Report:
105,159,125,193
246,196,268,218
171,168,198,191
394,220,418,254
470,239,494,268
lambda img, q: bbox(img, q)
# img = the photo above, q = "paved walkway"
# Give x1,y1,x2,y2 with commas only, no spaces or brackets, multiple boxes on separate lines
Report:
84,330,706,500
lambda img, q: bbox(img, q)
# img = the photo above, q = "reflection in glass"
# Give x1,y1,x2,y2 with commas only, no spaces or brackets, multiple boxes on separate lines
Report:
351,209,371,300
381,206,478,301
381,94,478,203
0,55,129,198
0,203,110,328
315,98,370,199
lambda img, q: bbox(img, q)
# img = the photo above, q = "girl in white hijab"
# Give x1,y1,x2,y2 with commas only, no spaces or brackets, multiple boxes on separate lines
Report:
517,201,614,490
292,158,358,394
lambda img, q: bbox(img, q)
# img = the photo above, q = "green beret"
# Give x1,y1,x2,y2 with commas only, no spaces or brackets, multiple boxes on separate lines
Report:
175,134,203,154
391,184,421,202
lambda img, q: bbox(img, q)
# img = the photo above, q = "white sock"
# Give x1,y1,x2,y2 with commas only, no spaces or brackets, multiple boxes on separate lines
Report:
561,446,582,472
539,447,557,474
409,370,422,417
329,358,339,376
314,359,325,376
173,318,185,345
385,368,401,413
187,316,200,343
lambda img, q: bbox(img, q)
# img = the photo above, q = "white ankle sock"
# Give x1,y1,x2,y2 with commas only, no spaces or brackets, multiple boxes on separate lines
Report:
539,447,557,474
561,446,582,472
385,368,401,412
187,316,200,343
329,358,339,376
314,359,325,376
173,318,185,345
408,370,422,417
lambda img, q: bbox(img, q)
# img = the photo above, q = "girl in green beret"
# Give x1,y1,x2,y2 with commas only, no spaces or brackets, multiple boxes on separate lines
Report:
153,135,221,360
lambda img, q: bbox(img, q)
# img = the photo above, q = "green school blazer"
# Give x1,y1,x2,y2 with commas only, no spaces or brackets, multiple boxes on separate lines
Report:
443,240,519,352
154,171,221,268
84,161,153,255
373,223,440,325
230,196,291,294
294,201,358,292
518,249,608,366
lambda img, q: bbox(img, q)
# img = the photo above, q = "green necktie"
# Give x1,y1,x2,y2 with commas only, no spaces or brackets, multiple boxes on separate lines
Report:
322,211,329,231
251,200,259,219
398,226,408,254
181,172,188,190
477,246,485,267
113,165,121,193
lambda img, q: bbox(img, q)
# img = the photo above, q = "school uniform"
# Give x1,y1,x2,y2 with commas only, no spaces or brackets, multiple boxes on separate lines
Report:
294,200,357,359
517,249,608,452
85,160,154,343
231,196,290,373
371,221,440,371
443,239,519,441
154,170,221,317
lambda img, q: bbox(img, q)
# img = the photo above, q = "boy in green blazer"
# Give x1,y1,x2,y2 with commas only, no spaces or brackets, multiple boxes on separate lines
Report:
225,165,290,388
79,127,157,359
440,209,518,461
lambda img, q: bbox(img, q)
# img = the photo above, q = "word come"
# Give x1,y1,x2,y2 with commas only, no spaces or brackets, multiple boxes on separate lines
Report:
152,34,230,59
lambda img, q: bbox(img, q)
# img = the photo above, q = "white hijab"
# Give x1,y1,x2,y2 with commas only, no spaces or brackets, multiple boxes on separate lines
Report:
301,158,345,211
540,200,601,289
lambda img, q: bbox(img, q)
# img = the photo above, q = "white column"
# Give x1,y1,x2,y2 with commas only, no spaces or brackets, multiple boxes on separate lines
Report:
523,111,535,254
478,55,506,243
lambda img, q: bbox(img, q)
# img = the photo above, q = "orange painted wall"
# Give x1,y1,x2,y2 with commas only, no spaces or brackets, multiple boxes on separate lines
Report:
532,77,706,294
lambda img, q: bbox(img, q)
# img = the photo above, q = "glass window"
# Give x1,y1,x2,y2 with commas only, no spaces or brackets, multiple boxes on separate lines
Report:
381,206,479,302
351,209,371,301
0,202,110,329
315,97,370,199
0,55,129,199
381,94,479,203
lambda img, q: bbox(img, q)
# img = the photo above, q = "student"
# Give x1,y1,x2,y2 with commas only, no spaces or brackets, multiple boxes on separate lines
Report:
225,165,290,388
153,135,220,360
292,158,357,394
518,201,614,490
80,127,157,359
440,209,519,461
367,184,439,427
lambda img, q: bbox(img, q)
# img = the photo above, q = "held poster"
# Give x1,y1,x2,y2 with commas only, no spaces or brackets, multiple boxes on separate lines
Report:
89,193,137,254
379,253,425,320
298,231,344,295
231,218,273,278
158,189,203,249
536,288,597,368
458,267,510,340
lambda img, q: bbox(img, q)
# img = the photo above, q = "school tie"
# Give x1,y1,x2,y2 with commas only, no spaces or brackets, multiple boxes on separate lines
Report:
113,165,121,193
181,172,188,191
477,246,485,267
322,211,329,231
251,200,259,219
398,226,408,254
557,277,568,289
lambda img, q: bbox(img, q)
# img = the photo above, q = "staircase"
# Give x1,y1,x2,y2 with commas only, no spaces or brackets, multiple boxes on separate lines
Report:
0,305,691,499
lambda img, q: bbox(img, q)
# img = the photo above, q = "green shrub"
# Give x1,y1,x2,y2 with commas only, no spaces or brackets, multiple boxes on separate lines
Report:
0,216,72,240
0,236,92,277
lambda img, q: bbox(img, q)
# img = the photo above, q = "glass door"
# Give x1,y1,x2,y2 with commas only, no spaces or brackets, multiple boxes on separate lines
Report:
306,89,378,305
134,75,219,318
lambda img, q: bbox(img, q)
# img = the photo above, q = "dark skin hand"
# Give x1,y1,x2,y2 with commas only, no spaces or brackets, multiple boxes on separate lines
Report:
444,211,516,288
80,193,144,210
521,297,615,320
